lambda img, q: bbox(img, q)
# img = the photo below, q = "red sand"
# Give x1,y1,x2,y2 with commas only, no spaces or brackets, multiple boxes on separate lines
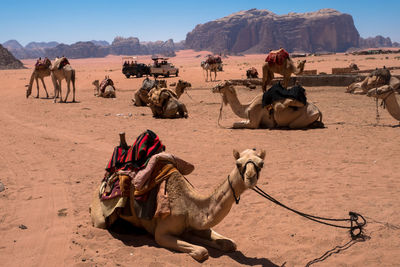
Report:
0,50,399,266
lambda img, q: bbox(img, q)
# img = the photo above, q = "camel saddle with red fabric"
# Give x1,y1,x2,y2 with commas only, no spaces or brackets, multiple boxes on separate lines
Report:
265,48,290,65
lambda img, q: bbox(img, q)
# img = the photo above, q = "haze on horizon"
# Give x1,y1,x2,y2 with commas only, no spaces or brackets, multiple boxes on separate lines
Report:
1,0,399,46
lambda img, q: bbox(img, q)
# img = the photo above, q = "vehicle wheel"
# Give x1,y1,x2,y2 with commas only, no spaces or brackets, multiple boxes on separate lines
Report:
176,70,179,77
154,74,158,78
137,73,142,78
125,74,130,78
165,72,170,78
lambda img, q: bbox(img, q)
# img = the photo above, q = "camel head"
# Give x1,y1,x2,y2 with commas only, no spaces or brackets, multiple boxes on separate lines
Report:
367,85,393,99
212,81,235,105
26,85,32,98
233,148,266,189
175,80,191,97
92,80,100,87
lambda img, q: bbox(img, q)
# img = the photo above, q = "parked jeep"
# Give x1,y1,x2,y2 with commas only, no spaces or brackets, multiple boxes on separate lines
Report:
122,56,150,78
150,57,179,78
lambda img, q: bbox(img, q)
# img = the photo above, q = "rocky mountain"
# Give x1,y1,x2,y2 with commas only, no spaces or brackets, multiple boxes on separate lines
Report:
90,40,110,47
110,37,178,56
25,41,59,50
0,44,25,69
359,35,399,48
185,8,360,53
44,42,109,59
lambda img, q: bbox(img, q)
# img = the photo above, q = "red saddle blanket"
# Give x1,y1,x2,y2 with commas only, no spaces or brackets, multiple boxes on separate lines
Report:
265,48,290,65
99,78,114,93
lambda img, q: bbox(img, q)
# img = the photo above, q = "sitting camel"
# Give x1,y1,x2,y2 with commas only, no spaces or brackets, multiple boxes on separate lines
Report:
148,86,188,118
92,76,116,98
246,67,258,78
132,78,167,106
212,81,323,129
262,48,306,91
90,147,265,261
51,57,76,103
367,76,400,123
346,67,391,95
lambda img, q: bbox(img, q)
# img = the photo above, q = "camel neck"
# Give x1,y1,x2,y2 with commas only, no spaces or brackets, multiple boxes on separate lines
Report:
383,92,400,121
223,88,249,118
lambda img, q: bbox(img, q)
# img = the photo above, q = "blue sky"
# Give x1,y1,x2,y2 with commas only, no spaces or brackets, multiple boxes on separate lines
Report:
1,0,399,46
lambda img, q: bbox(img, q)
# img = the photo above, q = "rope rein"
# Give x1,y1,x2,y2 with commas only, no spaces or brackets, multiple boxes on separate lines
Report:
252,186,366,240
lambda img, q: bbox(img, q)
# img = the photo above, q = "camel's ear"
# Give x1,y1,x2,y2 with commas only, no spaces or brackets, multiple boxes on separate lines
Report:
233,149,240,160
258,150,266,160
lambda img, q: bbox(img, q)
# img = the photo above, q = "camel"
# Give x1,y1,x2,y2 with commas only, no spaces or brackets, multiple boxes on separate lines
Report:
92,78,116,98
26,58,52,98
148,86,189,118
90,148,266,261
51,57,76,103
132,78,167,106
367,76,400,123
262,51,306,91
212,81,323,129
246,67,258,79
201,57,222,82
346,67,391,95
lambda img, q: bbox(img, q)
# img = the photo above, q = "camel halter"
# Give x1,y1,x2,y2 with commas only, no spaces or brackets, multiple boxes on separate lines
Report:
373,88,394,124
228,160,261,204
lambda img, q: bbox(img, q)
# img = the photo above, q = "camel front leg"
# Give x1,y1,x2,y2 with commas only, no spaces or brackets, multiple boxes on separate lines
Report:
213,70,217,81
282,75,291,89
40,78,49,98
35,78,40,98
155,231,209,261
64,81,71,103
184,229,237,252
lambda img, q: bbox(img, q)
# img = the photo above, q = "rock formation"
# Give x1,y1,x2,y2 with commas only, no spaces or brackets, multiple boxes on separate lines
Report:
0,44,25,69
44,42,109,59
359,35,399,48
185,8,360,53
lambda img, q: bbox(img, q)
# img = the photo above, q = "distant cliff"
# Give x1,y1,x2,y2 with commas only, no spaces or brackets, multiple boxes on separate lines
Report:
185,8,360,53
0,44,25,69
359,35,400,48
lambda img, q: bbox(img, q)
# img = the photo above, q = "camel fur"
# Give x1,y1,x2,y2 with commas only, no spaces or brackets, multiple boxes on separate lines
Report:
201,61,222,82
148,86,189,118
212,81,323,129
92,78,116,98
90,148,266,261
132,78,167,106
347,67,392,95
367,76,400,123
51,57,76,103
26,58,52,98
262,57,306,91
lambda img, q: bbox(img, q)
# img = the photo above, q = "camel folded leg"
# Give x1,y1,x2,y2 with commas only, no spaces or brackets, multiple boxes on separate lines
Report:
183,229,237,252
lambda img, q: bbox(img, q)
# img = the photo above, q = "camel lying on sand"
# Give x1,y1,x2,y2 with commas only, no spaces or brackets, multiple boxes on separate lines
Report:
262,49,306,91
26,58,52,98
132,78,167,106
367,76,400,123
212,81,323,129
148,86,189,118
51,57,76,103
92,77,116,98
90,148,265,261
346,67,391,95
246,67,258,78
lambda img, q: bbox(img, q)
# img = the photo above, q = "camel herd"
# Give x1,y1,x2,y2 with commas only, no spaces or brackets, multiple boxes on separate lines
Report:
24,51,400,262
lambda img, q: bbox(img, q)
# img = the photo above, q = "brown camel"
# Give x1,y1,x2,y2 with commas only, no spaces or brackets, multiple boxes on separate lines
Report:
148,86,189,118
347,67,391,95
51,57,76,103
26,58,52,98
92,78,116,98
262,58,306,91
201,61,221,82
367,77,400,123
212,81,323,129
90,148,265,261
132,78,167,106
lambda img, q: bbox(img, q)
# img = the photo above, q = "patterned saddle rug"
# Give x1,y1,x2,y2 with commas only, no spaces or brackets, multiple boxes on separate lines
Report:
265,48,290,65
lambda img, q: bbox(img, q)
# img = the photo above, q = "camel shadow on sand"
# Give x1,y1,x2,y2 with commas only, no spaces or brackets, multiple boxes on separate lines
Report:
108,218,281,266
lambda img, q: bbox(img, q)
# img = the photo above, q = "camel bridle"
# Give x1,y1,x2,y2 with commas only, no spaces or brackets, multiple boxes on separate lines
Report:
228,159,262,204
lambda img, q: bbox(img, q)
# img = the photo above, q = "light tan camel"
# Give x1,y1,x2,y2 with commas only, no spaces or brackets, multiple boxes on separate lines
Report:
367,77,400,123
148,86,189,118
26,58,52,98
133,79,167,106
92,79,116,98
262,59,306,91
346,67,391,95
51,57,76,103
212,81,323,129
201,61,221,82
90,148,265,261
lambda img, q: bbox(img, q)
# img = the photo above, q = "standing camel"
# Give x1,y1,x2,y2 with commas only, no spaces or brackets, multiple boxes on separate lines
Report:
262,49,306,91
26,58,52,98
90,148,265,261
201,56,222,82
51,57,76,103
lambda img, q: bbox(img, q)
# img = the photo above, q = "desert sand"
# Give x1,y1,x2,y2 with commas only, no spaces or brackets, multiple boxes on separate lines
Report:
0,50,399,267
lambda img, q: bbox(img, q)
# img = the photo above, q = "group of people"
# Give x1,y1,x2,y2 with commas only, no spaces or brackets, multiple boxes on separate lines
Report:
123,60,138,67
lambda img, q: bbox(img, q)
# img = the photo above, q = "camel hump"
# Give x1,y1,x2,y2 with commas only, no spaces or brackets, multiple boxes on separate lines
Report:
265,48,290,65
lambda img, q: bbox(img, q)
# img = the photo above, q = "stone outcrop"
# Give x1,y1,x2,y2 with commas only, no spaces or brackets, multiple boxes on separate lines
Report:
0,44,25,69
110,37,178,56
44,42,109,59
359,35,399,48
185,8,360,53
